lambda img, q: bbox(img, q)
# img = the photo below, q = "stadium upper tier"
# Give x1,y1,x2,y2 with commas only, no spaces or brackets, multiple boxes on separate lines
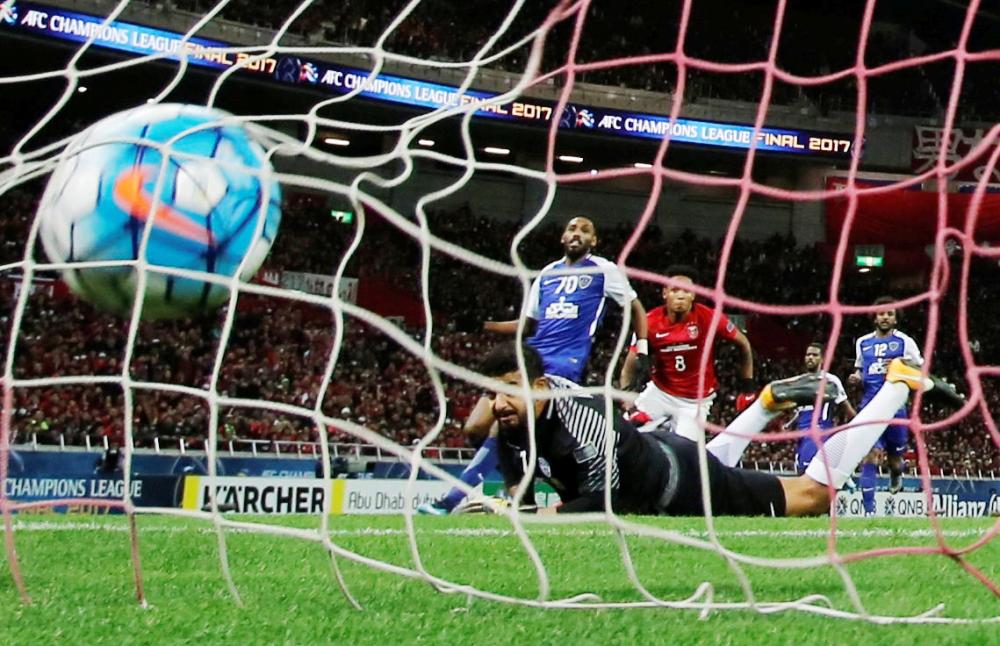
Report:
21,0,1000,125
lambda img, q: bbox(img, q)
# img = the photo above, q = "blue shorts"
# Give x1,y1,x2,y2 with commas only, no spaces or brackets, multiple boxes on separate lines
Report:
541,354,586,383
795,436,820,475
860,398,909,456
873,406,910,456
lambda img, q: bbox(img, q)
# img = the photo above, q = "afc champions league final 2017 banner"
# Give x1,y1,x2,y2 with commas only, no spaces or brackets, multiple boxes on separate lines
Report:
2,1,855,159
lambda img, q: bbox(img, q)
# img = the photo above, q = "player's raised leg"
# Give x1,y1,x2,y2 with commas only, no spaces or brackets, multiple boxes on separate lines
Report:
786,359,963,516
707,372,838,467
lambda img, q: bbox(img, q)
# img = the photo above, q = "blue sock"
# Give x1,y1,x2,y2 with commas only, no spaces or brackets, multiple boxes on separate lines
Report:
860,462,877,514
439,437,499,511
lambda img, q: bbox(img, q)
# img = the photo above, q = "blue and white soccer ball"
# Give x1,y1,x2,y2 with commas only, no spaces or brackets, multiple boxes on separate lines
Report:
37,103,282,319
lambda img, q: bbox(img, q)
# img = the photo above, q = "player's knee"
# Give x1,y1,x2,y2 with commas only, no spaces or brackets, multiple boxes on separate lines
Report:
782,476,831,517
802,484,831,516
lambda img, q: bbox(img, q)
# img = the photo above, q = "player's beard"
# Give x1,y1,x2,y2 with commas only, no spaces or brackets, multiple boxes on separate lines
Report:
495,409,524,431
564,240,588,261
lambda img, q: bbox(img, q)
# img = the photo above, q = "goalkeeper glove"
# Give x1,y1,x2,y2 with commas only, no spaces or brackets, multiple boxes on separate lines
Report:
735,378,758,413
453,496,537,515
627,340,651,392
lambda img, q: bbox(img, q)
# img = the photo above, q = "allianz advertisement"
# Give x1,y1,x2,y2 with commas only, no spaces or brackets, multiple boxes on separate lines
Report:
835,490,1000,518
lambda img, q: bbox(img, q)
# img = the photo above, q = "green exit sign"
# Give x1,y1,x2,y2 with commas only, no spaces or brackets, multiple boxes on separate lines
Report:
330,210,354,224
856,255,884,268
854,244,884,268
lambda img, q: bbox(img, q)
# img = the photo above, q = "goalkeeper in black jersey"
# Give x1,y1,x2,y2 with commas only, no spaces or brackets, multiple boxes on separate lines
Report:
481,342,962,517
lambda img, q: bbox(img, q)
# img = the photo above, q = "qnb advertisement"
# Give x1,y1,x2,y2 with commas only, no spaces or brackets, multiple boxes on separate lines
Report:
835,491,1000,518
2,1,855,158
181,476,450,515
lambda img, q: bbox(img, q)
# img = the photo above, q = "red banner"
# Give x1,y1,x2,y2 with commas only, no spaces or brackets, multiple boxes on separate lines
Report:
824,177,1000,247
911,125,1000,183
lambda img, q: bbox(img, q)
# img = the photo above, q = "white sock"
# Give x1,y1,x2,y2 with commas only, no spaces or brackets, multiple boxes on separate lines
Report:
706,399,780,467
804,381,910,488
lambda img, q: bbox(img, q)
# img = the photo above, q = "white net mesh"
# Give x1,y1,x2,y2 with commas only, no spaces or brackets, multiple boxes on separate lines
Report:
2,0,1000,623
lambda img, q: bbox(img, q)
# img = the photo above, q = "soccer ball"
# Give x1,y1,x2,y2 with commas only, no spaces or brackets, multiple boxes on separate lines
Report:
37,103,282,319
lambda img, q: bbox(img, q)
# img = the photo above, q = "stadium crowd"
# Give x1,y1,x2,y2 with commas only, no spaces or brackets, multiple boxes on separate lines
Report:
3,184,1000,477
150,0,995,121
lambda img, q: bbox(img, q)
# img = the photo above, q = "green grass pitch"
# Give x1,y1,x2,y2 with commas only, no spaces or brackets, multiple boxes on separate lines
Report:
2,514,1000,644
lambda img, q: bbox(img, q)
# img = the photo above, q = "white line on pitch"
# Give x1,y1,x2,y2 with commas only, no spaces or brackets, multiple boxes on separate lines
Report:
5,521,995,540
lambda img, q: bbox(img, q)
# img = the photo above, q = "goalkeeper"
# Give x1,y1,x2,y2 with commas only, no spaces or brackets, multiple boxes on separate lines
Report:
419,216,649,515
482,342,962,516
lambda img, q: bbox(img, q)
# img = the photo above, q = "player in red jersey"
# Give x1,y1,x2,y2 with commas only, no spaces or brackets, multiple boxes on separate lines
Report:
619,265,756,442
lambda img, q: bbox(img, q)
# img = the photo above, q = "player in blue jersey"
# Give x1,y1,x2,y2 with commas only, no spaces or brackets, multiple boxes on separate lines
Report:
418,216,650,515
847,296,923,513
790,342,856,474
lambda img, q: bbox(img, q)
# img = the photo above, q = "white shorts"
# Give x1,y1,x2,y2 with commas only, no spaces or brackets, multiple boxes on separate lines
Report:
633,382,715,443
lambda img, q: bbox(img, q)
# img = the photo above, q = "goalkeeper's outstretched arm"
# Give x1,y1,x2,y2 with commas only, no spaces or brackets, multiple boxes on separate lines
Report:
463,395,497,444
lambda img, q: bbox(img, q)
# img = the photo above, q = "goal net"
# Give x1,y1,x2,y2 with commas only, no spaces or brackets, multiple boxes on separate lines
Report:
2,0,999,623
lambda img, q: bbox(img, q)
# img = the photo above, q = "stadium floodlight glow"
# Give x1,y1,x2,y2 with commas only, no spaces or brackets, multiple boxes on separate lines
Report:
323,136,350,146
77,86,87,93
589,169,598,175
417,139,435,147
483,146,510,155
558,155,584,163
633,162,653,169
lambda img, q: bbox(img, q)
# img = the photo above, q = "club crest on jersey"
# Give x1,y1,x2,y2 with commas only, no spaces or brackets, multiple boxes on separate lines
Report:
545,297,579,320
537,457,552,478
889,341,900,351
687,324,699,339
578,275,593,289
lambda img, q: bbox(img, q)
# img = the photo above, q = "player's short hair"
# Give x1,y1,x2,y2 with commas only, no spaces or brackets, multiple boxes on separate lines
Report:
664,264,699,283
480,342,544,381
872,295,900,321
566,215,598,235
807,342,824,353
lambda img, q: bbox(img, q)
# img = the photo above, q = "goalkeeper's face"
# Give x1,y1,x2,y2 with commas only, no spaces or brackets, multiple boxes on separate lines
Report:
560,217,597,261
491,371,549,430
